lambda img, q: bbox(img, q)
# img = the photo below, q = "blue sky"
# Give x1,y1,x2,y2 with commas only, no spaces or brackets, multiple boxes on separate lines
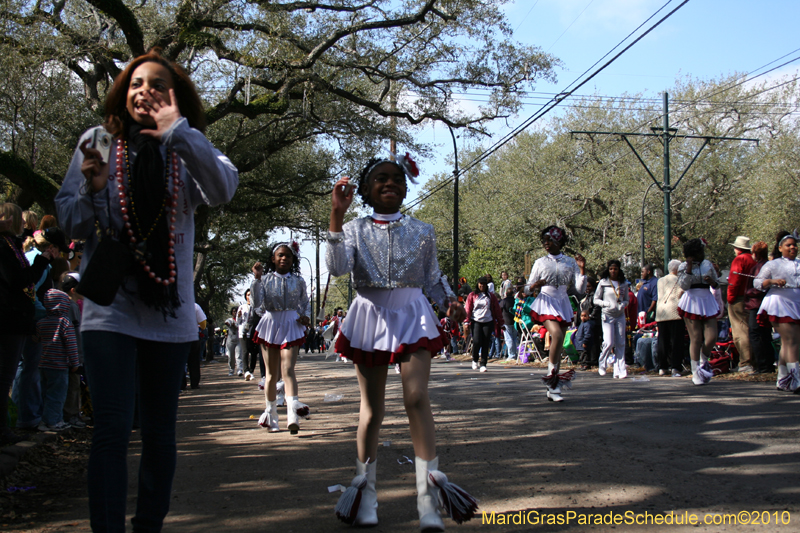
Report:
412,0,800,193
275,0,800,306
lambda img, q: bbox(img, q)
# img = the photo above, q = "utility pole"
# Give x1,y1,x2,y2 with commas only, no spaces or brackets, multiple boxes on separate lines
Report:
661,92,672,268
447,125,460,285
573,92,758,272
315,224,321,321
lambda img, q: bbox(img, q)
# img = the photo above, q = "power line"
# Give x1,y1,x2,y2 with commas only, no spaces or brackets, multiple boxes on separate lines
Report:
403,0,690,212
547,0,597,52
408,87,800,108
443,77,800,246
407,50,800,214
437,95,800,115
514,0,541,34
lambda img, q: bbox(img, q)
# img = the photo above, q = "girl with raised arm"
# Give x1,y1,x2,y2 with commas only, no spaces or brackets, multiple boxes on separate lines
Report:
328,155,476,530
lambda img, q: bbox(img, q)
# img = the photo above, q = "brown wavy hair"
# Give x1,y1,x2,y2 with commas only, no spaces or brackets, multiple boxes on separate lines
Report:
104,49,206,136
751,241,768,262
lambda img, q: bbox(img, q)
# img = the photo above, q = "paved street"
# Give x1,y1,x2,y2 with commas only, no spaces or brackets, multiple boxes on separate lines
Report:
14,353,800,532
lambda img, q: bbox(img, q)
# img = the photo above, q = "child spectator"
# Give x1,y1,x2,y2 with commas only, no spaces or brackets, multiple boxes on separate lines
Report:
60,273,86,428
575,310,596,370
36,288,79,431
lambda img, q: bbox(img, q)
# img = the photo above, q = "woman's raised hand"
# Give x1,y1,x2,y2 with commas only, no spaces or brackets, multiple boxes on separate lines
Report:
140,88,181,141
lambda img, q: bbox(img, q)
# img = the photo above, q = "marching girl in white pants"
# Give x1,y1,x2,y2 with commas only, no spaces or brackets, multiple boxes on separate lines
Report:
594,260,630,378
754,230,800,392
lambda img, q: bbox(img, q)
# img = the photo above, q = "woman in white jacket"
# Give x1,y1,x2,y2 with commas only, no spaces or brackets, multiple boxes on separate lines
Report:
593,260,630,378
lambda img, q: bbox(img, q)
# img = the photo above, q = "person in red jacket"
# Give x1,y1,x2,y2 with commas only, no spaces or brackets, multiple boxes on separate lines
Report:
464,277,504,372
727,236,756,373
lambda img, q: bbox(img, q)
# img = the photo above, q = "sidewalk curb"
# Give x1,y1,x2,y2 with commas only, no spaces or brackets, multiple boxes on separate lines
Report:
0,431,60,478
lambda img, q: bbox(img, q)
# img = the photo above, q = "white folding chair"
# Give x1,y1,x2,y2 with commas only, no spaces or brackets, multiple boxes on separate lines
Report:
516,321,546,364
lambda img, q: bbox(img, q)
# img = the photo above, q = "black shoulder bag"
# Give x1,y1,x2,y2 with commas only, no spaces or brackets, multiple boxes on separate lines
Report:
76,186,133,306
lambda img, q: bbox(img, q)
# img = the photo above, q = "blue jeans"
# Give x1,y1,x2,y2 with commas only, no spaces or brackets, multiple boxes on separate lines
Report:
503,325,519,360
40,367,69,426
634,336,659,371
12,336,42,428
489,334,501,358
83,331,190,533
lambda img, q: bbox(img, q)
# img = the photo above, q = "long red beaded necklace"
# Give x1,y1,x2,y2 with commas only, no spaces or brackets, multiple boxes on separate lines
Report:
115,140,179,287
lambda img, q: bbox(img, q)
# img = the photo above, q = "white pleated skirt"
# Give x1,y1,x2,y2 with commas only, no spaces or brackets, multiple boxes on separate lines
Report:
254,309,307,348
758,288,800,321
677,288,719,320
336,287,444,366
530,286,574,324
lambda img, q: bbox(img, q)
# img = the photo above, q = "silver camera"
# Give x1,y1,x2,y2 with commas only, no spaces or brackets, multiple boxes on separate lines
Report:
91,128,113,164
342,183,356,197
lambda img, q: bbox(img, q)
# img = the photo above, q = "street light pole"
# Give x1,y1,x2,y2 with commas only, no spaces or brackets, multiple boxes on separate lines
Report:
300,256,314,318
447,125,460,285
641,181,659,268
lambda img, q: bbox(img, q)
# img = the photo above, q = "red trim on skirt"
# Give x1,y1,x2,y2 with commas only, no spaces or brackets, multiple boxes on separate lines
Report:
677,308,716,321
531,310,571,326
758,311,800,327
335,331,446,368
252,331,307,349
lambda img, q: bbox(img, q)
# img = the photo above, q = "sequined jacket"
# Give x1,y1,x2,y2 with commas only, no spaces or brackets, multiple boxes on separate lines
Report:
326,216,454,308
754,257,800,292
250,272,310,318
525,254,587,295
677,260,718,290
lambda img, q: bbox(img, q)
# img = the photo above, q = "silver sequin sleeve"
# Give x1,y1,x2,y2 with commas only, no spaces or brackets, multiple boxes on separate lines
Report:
250,274,309,317
326,230,355,278
326,216,455,308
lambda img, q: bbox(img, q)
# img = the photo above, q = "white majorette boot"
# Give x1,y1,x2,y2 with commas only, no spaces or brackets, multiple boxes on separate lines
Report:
691,360,713,386
542,362,574,402
335,458,378,526
286,395,300,434
258,400,280,432
416,456,478,531
276,379,285,406
778,362,800,392
776,364,789,391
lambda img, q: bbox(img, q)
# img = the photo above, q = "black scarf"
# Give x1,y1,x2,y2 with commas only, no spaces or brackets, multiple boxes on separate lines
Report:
126,123,180,318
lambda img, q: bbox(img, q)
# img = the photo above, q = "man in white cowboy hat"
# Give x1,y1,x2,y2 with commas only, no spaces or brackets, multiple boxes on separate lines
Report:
727,236,755,374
